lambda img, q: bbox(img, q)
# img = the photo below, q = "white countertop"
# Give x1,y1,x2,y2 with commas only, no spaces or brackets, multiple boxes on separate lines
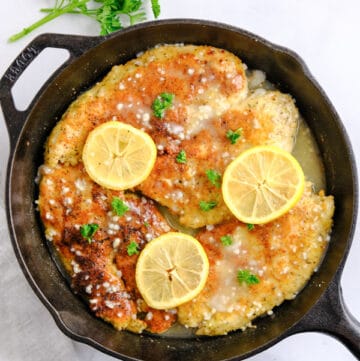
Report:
0,1,359,360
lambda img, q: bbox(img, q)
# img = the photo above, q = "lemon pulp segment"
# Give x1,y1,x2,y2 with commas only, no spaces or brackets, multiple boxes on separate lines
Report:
222,146,305,224
135,232,209,310
82,121,157,190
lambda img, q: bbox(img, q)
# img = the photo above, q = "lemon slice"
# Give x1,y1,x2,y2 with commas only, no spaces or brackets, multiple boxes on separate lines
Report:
82,121,157,190
135,232,209,310
222,145,305,224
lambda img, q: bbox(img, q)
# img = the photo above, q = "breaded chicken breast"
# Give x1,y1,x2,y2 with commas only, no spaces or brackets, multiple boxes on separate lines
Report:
177,183,334,335
44,44,298,228
139,89,299,228
38,163,176,333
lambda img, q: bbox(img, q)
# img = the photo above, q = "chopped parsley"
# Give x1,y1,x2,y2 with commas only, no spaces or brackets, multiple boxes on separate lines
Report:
206,169,222,188
111,197,129,216
127,241,139,256
247,223,255,231
144,221,150,228
226,128,242,144
80,223,99,243
152,92,175,118
237,270,260,285
199,200,218,211
220,235,233,246
176,150,187,164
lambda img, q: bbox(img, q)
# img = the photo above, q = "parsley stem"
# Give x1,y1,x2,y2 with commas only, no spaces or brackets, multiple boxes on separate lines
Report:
40,8,82,14
39,8,142,24
8,0,89,42
129,15,136,25
40,8,97,16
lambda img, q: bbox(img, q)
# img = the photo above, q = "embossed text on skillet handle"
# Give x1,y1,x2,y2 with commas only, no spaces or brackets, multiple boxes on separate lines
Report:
0,33,104,149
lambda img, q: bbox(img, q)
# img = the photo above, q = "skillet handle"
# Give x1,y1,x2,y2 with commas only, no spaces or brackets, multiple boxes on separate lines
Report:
291,273,360,358
0,33,103,149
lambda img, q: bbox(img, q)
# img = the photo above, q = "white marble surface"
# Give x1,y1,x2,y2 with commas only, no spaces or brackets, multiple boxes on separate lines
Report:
0,1,359,360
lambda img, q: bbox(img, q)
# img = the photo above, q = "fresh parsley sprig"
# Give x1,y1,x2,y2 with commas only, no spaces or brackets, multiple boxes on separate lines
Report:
151,0,160,17
9,0,161,42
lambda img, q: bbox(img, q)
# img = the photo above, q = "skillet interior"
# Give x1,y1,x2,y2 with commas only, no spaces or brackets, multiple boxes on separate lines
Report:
7,20,356,361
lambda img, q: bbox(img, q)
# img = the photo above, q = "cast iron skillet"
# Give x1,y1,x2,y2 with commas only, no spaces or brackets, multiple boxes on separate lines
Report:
0,19,360,361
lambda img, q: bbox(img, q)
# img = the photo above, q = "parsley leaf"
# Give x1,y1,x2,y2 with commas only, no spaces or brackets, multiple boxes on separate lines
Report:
247,223,255,231
176,150,187,164
96,3,122,35
237,270,260,285
199,200,218,211
111,197,129,216
80,223,99,243
152,93,175,118
127,241,139,256
121,0,143,13
206,169,222,188
151,0,161,18
226,128,242,144
144,221,150,228
220,235,233,246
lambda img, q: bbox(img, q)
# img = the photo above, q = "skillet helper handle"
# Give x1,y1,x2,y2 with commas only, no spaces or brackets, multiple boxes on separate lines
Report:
0,33,103,149
292,275,360,358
